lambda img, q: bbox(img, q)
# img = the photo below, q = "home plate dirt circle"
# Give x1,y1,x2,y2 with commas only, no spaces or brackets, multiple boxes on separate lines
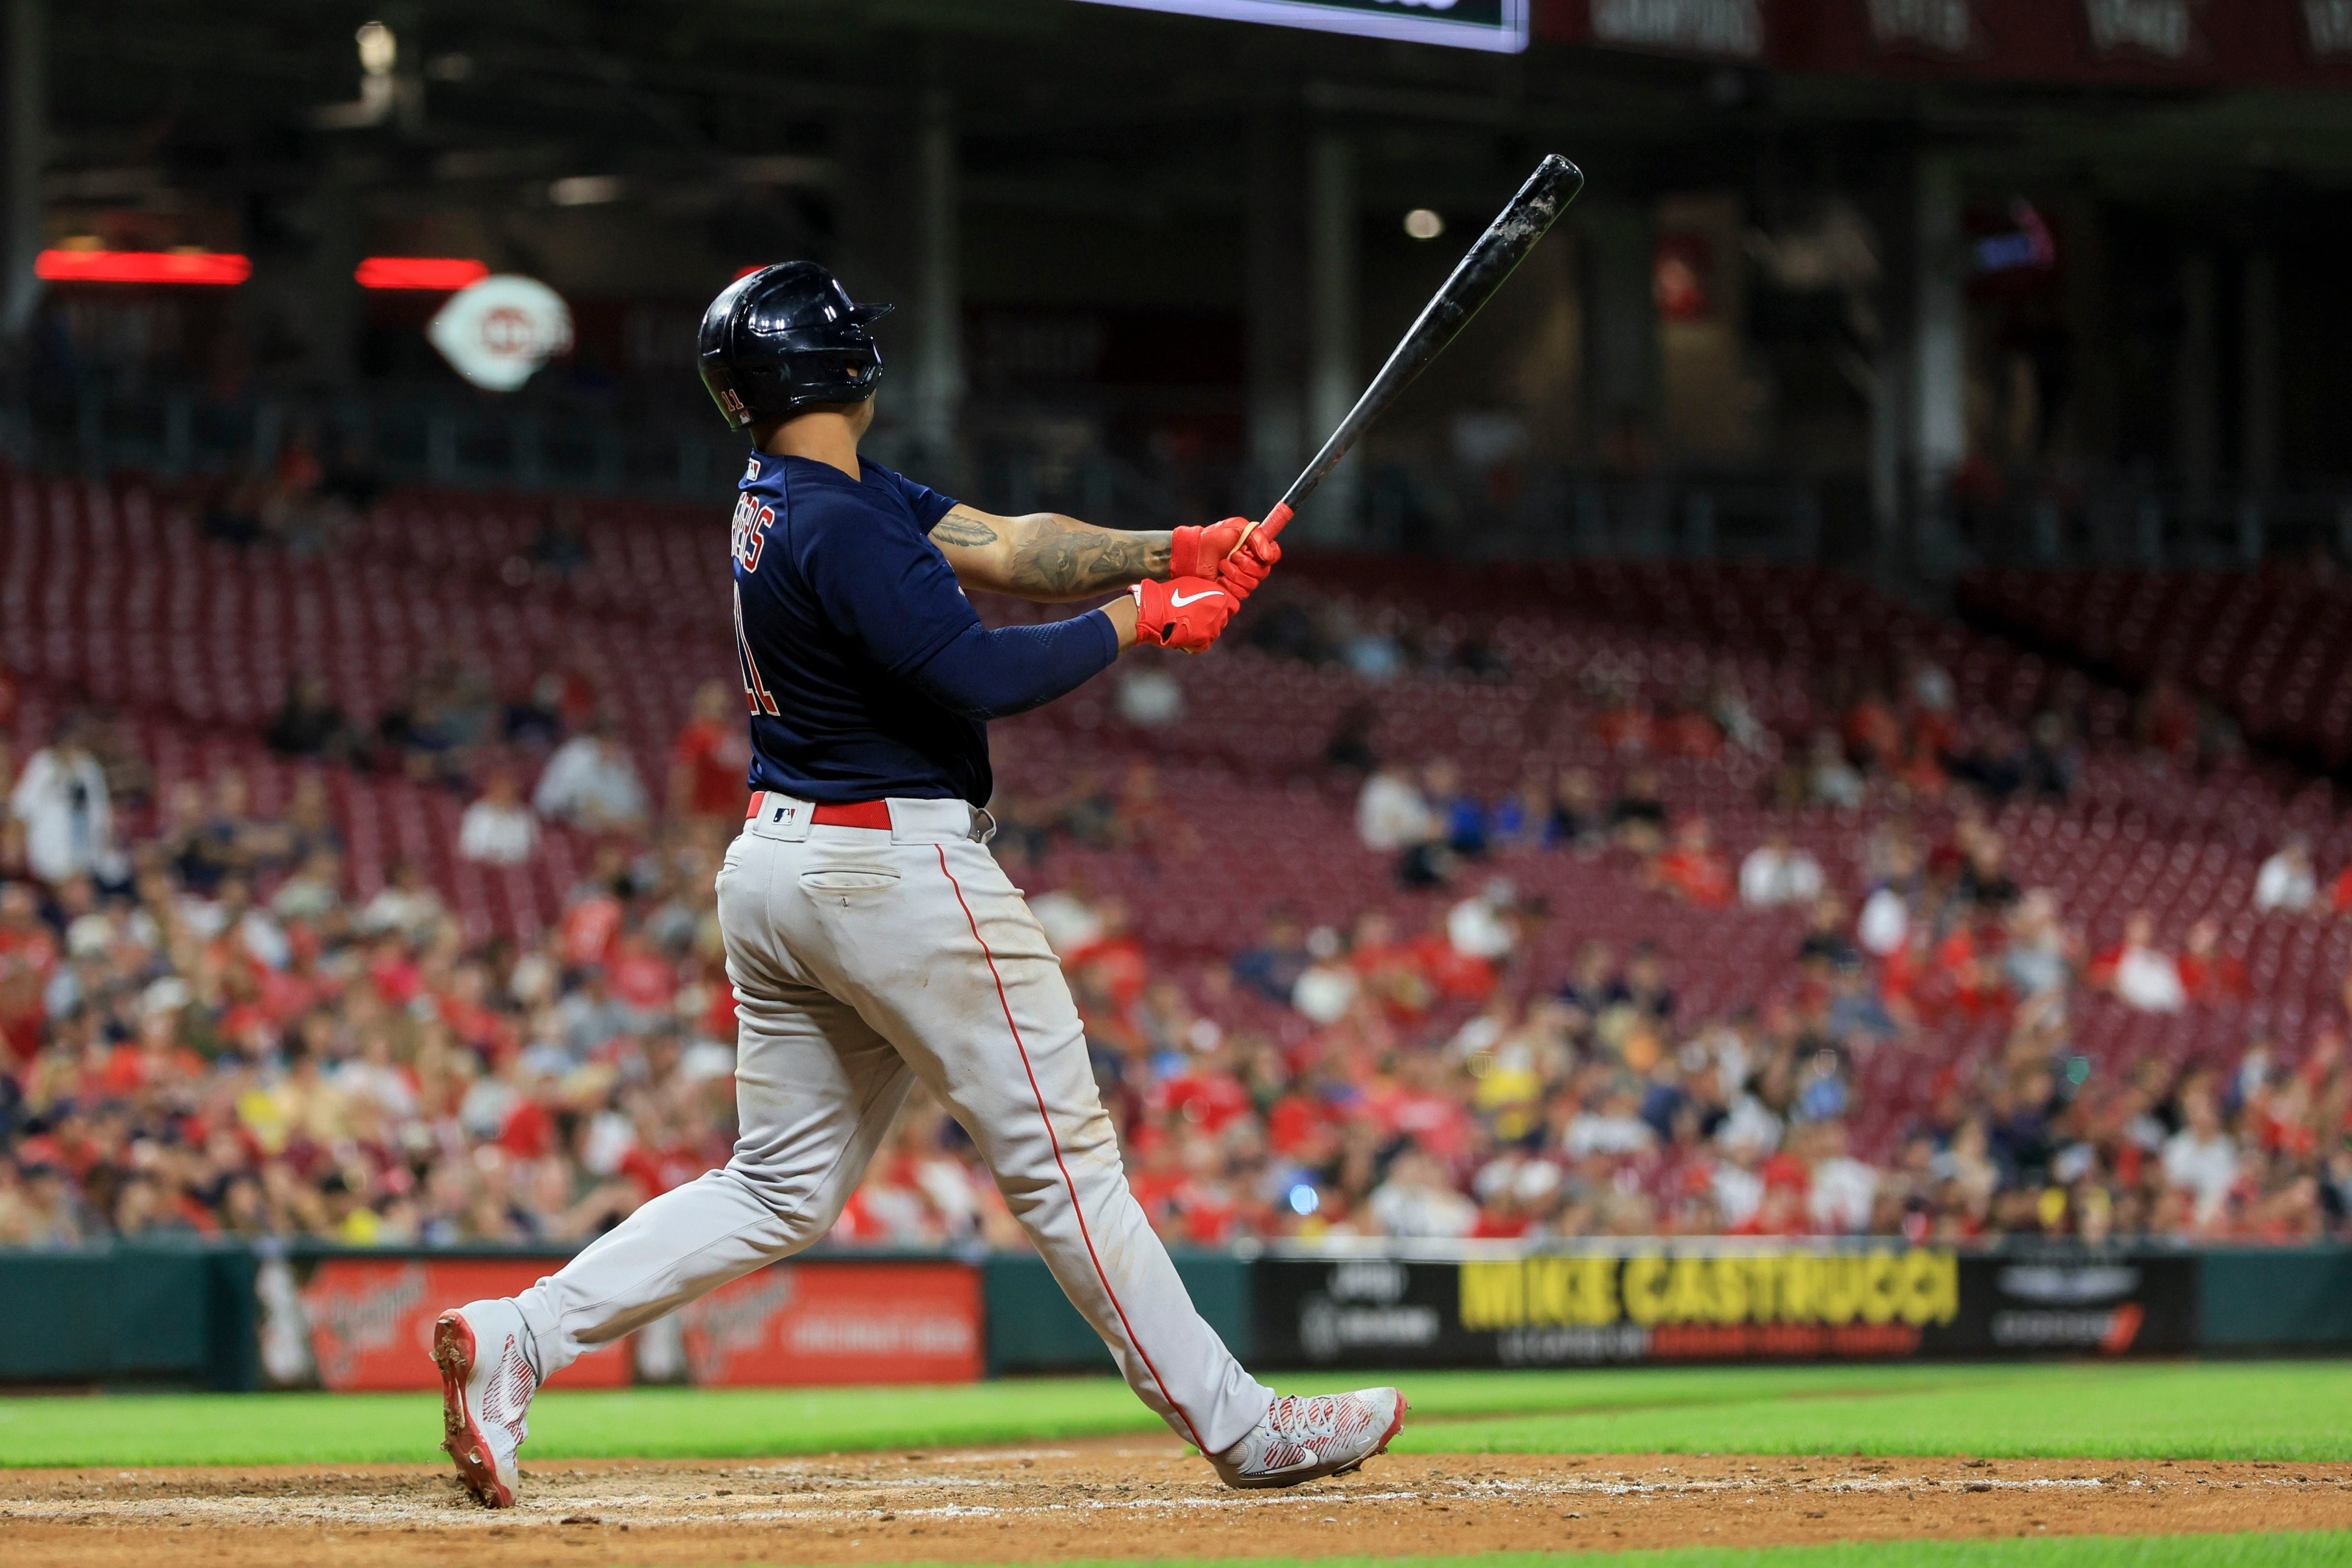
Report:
7,1438,2352,1566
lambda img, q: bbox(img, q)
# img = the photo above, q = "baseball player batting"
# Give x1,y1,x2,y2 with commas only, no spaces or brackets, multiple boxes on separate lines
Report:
429,261,1405,1506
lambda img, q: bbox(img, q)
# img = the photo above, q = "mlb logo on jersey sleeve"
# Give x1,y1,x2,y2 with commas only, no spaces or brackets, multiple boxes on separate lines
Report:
744,456,761,483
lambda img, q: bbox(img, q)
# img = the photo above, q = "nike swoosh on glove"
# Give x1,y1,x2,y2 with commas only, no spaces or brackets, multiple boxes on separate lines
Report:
1131,576,1238,653
1171,516,1283,602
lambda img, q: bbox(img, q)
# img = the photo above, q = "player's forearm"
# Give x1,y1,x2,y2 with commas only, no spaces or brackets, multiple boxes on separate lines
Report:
941,507,1170,602
1003,512,1171,601
1022,515,1170,600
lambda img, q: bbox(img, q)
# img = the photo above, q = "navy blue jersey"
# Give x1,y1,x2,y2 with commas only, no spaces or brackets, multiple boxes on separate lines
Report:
730,453,989,803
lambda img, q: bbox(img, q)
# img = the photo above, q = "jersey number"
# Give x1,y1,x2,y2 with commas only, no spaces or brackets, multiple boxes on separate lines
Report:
734,583,780,716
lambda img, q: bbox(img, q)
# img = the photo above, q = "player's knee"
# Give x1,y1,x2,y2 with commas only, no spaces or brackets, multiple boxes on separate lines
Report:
720,1159,845,1249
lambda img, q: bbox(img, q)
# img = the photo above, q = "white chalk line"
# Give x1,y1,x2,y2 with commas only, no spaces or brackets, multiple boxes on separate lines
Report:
0,1470,2147,1530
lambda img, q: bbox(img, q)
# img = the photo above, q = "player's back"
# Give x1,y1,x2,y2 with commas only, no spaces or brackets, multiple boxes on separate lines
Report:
728,451,990,806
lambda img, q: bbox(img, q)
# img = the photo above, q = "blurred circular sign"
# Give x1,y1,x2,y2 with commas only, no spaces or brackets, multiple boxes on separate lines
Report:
427,274,574,391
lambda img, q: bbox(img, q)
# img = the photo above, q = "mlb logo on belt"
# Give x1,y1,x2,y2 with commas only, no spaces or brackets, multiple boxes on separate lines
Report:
744,790,816,841
745,791,798,825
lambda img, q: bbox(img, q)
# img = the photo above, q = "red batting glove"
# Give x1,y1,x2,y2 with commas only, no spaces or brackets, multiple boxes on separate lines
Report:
1130,576,1237,653
1171,516,1283,602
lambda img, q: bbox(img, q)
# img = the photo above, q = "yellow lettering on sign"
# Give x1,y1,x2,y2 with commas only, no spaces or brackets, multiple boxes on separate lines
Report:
1902,1250,1959,1325
1571,1256,1619,1325
1709,1255,1750,1322
1526,1257,1570,1325
1860,1252,1900,1325
1621,1255,1670,1323
1460,1261,1523,1330
1819,1256,1864,1324
1664,1256,1712,1322
1781,1253,1818,1322
1459,1249,1957,1331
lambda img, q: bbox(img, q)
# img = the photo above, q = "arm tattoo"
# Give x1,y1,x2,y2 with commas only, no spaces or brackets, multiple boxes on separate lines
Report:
931,509,1000,547
1008,516,1171,598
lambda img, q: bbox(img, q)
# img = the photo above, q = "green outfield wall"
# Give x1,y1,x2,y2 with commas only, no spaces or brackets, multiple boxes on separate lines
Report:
983,1250,1253,1375
0,1242,2344,1390
0,1240,258,1389
2195,1246,2352,1349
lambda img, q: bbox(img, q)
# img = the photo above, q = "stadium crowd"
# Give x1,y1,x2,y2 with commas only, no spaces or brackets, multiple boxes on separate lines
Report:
2,624,2351,1255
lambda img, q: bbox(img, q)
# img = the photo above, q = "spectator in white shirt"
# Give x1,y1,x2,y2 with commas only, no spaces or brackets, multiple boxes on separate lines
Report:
1355,763,1437,854
1562,1088,1657,1159
1712,1140,1765,1229
2162,1089,2239,1228
1445,878,1519,960
2255,835,2318,914
2003,888,2075,998
458,769,540,866
1804,1121,1878,1233
8,717,124,885
360,860,448,939
2109,911,2186,1013
1739,830,1824,908
271,845,345,923
534,717,649,831
1289,925,1360,1025
1028,888,1105,956
1856,885,1909,957
1366,1151,1478,1238
1806,730,1865,810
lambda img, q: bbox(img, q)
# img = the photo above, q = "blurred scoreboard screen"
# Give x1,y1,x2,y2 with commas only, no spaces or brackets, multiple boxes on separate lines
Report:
1069,0,1529,52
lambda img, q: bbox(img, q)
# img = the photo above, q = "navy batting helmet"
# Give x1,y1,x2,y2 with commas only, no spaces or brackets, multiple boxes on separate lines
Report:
697,262,893,431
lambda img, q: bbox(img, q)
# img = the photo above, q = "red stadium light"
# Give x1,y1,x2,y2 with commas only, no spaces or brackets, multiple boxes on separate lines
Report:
356,256,490,291
34,248,252,286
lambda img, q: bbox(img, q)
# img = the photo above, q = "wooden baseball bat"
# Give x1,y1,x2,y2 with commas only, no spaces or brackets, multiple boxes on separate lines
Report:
1239,153,1585,550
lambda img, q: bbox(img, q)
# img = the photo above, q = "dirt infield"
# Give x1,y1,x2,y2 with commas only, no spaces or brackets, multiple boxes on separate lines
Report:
8,1438,2352,1567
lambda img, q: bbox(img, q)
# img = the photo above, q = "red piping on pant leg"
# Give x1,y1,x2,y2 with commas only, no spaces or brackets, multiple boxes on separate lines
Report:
933,844,1211,1455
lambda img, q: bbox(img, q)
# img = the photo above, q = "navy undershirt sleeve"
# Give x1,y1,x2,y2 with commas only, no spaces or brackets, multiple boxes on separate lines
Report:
903,611,1122,721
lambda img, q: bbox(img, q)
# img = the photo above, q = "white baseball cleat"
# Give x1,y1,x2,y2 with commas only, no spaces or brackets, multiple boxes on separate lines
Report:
1209,1387,1407,1490
432,1299,538,1508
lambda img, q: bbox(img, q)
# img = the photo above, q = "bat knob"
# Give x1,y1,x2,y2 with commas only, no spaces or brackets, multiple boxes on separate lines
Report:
1237,502,1292,551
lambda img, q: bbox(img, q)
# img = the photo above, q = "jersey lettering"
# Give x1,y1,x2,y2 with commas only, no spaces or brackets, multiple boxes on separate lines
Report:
730,493,773,573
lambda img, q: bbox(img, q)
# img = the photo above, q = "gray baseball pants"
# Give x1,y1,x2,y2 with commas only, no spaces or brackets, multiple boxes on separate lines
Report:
510,793,1273,1455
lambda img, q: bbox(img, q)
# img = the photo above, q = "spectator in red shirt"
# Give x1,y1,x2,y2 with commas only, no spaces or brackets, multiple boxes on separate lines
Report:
669,680,755,823
1067,896,1149,1014
2176,918,2250,1002
2136,678,2199,762
1652,817,1734,909
1349,910,1434,1017
0,882,53,973
0,883,55,1069
1154,1047,1253,1138
1842,682,1904,771
1369,1052,1475,1166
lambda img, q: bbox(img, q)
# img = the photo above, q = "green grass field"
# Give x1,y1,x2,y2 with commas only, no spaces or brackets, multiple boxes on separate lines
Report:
6,1363,2352,1565
3,1360,2350,1469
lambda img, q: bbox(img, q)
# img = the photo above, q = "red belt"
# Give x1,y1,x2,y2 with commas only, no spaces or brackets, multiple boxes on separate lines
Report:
745,792,892,830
